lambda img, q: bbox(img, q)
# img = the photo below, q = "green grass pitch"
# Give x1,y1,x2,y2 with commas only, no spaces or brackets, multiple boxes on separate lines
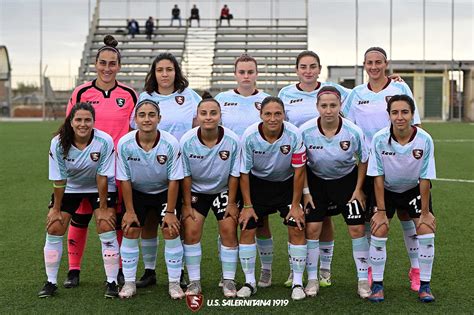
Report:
0,121,472,313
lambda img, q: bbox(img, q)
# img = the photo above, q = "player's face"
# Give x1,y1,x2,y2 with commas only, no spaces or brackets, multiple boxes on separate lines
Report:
95,50,120,86
317,94,341,124
260,101,284,133
197,101,221,131
296,56,320,85
389,100,413,132
364,52,387,81
155,59,176,90
135,104,160,132
235,61,258,90
71,109,94,139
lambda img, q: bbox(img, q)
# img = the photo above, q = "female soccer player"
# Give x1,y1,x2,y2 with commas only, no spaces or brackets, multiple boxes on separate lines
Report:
134,52,201,289
180,98,241,298
116,99,184,299
343,47,423,292
215,54,273,288
300,86,370,298
238,96,307,301
367,94,436,303
38,102,119,298
64,35,137,288
278,50,351,287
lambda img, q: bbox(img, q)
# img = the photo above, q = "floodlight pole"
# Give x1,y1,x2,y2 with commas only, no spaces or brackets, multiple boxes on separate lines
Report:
450,0,455,120
40,0,44,120
355,0,359,84
389,0,393,73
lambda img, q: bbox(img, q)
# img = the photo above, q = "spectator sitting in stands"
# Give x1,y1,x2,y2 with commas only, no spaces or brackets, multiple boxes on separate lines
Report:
170,4,182,27
145,16,154,40
127,19,139,38
188,4,200,27
219,4,232,26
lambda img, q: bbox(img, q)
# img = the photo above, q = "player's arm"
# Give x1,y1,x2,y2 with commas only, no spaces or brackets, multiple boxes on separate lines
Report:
95,174,116,230
239,173,258,230
417,178,436,233
303,171,314,210
47,180,67,229
163,179,180,236
286,166,305,230
120,180,140,234
350,161,367,210
224,175,239,222
181,176,196,222
371,175,389,235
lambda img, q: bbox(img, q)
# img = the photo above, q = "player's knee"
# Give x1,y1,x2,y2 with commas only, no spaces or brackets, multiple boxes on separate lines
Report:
219,225,238,246
162,227,179,240
348,224,365,238
305,222,322,240
288,226,306,244
70,213,93,228
239,229,256,244
96,220,115,233
373,225,389,237
123,227,141,239
47,222,67,236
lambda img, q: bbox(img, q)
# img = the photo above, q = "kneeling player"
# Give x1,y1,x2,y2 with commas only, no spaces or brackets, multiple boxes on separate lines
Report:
238,96,307,301
367,94,437,303
180,98,241,298
39,103,119,298
300,86,370,298
116,100,184,299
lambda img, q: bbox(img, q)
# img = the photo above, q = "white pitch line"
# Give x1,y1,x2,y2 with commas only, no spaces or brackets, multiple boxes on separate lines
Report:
434,139,474,142
434,178,474,183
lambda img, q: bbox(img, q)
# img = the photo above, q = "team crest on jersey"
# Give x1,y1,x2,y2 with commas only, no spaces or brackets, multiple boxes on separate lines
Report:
191,195,198,204
254,102,262,110
157,155,168,164
186,294,203,312
90,152,100,162
412,149,423,159
175,96,185,105
219,150,230,160
116,98,126,107
340,141,351,151
385,96,393,104
280,145,291,155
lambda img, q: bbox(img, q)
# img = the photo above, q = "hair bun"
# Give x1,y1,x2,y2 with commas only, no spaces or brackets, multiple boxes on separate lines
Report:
104,35,118,47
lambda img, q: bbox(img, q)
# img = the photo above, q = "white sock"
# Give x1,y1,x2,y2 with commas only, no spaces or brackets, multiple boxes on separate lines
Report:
369,235,387,282
256,237,273,271
220,245,238,280
352,236,370,280
183,242,201,281
306,239,319,280
99,231,120,283
289,243,307,287
121,237,139,282
400,220,420,268
239,243,256,285
44,233,63,284
165,237,184,282
140,237,158,270
418,233,435,282
319,241,334,271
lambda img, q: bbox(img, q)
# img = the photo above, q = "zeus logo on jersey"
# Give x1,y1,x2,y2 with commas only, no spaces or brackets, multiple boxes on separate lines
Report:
175,96,185,105
223,102,238,106
358,100,369,105
189,154,204,159
340,141,351,151
219,150,230,160
64,157,75,162
289,98,303,104
280,145,291,155
382,151,395,156
127,156,140,161
90,152,101,162
157,155,168,164
253,150,265,155
116,98,125,107
308,145,323,150
412,149,423,159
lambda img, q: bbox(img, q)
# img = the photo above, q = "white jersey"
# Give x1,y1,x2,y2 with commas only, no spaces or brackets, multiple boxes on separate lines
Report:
133,88,202,140
300,117,368,180
49,128,116,193
367,126,436,193
181,126,240,194
342,79,421,147
278,82,351,127
241,121,306,182
215,89,270,136
116,130,183,194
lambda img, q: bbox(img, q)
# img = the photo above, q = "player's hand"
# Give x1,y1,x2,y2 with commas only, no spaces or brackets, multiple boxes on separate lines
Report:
349,188,366,211
122,210,140,234
181,204,197,222
96,207,116,230
286,204,305,231
370,210,389,235
224,203,239,224
388,73,404,82
303,193,315,212
46,208,64,230
417,212,436,233
239,207,258,230
163,212,180,236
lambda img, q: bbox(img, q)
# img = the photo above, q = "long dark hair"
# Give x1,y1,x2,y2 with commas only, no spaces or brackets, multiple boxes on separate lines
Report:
95,35,121,64
56,102,95,157
144,53,189,94
386,94,415,145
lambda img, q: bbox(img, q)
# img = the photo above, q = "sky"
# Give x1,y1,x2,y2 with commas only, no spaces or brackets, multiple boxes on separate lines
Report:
0,0,472,89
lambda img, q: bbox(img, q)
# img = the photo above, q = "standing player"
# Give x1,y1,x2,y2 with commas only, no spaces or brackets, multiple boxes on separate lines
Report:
38,103,119,298
300,86,370,298
63,35,137,289
278,50,350,288
215,54,274,289
238,96,307,301
116,99,184,299
180,98,241,298
133,52,201,289
343,47,422,291
367,94,436,303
